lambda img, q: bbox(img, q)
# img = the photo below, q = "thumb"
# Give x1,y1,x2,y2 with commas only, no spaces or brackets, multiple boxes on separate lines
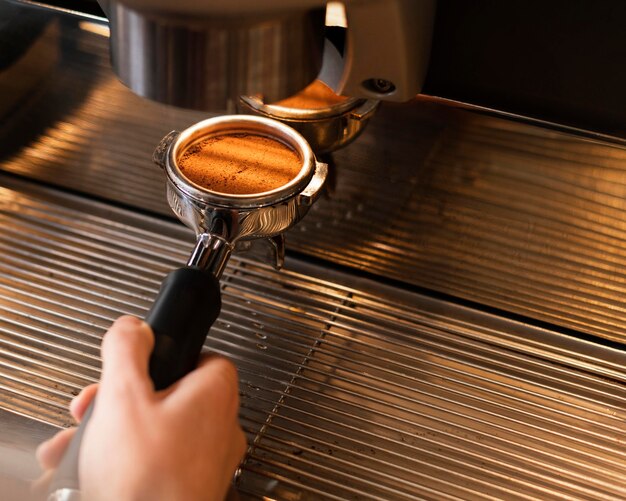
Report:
99,316,155,398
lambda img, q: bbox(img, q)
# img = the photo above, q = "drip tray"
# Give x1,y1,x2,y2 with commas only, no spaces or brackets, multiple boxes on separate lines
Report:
1,174,626,500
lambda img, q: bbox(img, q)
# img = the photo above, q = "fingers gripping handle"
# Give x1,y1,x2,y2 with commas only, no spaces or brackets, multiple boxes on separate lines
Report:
48,267,222,499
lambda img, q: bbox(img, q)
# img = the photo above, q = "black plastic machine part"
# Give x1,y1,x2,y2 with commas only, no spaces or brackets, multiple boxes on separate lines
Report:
47,266,222,495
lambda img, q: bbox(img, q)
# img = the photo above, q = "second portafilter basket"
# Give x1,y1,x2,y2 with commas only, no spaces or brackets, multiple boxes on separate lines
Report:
48,115,327,501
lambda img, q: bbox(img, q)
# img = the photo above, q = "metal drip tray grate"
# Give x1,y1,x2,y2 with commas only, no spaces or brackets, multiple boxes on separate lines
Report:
234,269,626,500
1,175,626,500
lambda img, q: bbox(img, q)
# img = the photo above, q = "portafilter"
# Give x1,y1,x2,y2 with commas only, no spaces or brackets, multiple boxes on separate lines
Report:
240,87,379,154
48,115,327,501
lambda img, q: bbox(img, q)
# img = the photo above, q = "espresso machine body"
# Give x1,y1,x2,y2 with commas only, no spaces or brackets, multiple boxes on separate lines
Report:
1,1,626,500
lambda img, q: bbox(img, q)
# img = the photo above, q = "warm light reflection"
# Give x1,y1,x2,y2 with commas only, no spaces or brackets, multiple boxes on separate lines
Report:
79,21,110,37
79,7,345,33
326,2,347,27
0,186,21,211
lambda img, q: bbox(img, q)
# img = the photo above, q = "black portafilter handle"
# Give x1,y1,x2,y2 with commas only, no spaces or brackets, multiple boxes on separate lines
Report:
47,266,221,500
146,267,222,390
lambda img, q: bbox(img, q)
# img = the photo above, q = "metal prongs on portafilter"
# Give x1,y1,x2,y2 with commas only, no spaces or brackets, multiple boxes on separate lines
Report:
153,115,328,277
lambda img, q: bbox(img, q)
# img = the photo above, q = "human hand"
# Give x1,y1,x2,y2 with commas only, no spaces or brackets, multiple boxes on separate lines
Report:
34,315,246,501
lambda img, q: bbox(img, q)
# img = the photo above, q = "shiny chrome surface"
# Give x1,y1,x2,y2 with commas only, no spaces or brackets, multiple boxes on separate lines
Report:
154,115,327,274
187,233,233,279
2,176,626,500
161,115,318,209
47,488,81,501
3,5,626,500
107,2,325,111
3,11,626,342
421,95,626,149
239,92,380,154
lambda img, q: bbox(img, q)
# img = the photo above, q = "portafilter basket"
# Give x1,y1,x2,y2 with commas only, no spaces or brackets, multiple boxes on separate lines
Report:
48,115,327,501
155,115,328,275
239,88,379,154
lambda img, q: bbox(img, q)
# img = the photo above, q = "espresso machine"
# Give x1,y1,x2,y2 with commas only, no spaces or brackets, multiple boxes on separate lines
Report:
1,1,626,500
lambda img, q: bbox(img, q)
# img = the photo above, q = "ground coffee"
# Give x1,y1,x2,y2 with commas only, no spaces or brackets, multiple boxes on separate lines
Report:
178,133,302,195
275,80,348,109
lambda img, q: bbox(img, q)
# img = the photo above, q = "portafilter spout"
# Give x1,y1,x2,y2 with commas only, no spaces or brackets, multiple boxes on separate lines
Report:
47,115,327,501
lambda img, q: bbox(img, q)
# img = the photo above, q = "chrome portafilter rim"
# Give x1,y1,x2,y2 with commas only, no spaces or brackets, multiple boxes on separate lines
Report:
153,115,328,275
239,93,365,120
165,115,316,210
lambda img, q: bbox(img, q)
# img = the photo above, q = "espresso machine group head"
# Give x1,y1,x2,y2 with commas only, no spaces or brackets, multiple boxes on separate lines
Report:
95,0,436,111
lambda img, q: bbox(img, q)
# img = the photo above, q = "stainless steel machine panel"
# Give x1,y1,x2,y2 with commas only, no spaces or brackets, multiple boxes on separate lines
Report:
2,11,626,343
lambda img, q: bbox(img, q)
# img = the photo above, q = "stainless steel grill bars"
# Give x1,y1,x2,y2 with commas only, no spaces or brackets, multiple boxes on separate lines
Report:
2,176,626,499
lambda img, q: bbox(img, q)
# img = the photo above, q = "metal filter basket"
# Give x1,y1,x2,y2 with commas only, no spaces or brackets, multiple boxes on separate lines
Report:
239,88,379,154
